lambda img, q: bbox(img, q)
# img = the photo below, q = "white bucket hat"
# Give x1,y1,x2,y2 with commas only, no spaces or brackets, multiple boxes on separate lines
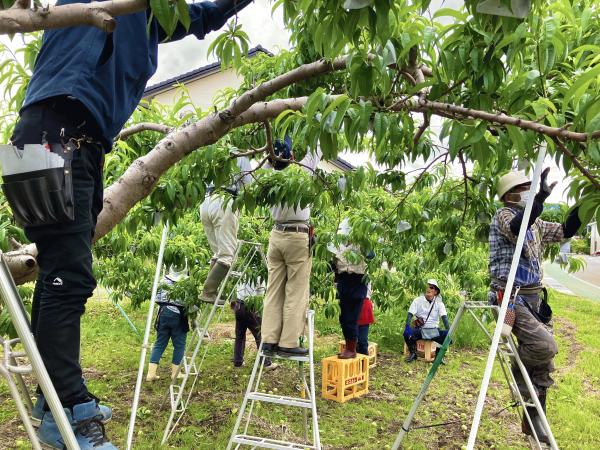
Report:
427,279,440,293
497,171,531,200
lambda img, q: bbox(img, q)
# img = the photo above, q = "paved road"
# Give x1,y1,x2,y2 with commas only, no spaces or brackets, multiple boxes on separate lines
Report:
543,255,600,301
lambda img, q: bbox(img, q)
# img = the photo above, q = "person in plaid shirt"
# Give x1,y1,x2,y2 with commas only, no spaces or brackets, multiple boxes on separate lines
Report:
489,168,581,443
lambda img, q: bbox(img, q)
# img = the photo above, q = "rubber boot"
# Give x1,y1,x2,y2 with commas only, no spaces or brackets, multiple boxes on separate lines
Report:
201,261,230,304
405,341,418,363
171,364,185,380
146,363,160,382
522,390,550,444
338,339,357,359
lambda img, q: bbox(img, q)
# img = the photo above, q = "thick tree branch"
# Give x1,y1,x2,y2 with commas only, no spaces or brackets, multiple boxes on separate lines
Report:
115,122,173,141
395,98,600,143
219,58,347,122
0,0,146,34
3,243,38,284
553,138,600,191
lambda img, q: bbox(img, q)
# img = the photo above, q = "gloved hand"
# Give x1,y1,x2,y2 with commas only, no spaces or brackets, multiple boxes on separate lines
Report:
537,167,557,201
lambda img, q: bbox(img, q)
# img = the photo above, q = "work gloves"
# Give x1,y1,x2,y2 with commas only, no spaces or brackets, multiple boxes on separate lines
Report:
537,167,557,202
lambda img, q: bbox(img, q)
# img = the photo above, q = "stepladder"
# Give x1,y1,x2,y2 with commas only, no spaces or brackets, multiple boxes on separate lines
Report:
228,309,321,450
392,300,558,450
161,240,268,444
0,253,79,449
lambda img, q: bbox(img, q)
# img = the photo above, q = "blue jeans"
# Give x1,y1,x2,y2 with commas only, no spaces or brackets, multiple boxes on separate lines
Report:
150,308,187,365
357,325,370,355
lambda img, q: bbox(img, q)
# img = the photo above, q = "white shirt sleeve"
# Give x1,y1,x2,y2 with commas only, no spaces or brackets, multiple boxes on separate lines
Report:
408,298,419,316
438,300,447,317
236,156,253,188
299,148,322,173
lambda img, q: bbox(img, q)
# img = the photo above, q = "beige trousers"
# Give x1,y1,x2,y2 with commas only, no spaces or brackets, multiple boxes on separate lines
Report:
200,194,239,266
261,229,312,348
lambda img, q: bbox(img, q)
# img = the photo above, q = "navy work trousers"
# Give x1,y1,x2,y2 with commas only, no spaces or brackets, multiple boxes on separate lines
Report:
12,101,104,407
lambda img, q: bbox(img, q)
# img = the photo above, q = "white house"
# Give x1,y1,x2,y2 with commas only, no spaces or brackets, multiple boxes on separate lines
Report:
143,46,353,174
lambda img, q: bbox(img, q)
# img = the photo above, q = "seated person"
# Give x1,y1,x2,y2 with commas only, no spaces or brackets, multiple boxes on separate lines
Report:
403,279,450,363
146,265,190,381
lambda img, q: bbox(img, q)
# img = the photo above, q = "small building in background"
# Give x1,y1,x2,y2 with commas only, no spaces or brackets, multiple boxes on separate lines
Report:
143,46,353,174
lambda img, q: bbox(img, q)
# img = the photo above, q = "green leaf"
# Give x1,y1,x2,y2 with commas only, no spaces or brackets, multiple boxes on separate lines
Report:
563,65,600,110
448,122,465,158
322,95,350,121
150,0,173,38
506,125,526,152
433,8,467,22
343,0,373,10
304,88,326,122
176,0,191,31
331,98,351,132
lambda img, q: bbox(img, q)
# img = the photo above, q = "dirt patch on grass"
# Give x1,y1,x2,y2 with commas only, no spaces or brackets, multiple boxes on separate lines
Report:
0,416,28,449
582,378,600,399
553,317,582,377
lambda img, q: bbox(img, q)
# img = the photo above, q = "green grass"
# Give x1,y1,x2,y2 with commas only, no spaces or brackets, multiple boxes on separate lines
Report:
1,289,599,449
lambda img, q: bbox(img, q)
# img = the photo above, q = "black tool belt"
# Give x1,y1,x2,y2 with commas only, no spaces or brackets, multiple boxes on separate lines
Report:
491,278,544,295
274,223,309,233
1,142,76,227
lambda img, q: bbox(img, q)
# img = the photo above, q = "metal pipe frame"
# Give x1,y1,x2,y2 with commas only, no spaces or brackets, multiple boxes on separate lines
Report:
0,337,41,450
391,302,466,449
0,254,78,449
227,309,321,450
162,241,265,443
126,223,169,450
391,301,557,450
467,147,547,449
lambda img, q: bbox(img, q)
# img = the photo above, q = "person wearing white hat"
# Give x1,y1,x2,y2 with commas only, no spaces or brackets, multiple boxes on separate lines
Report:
147,264,190,382
403,279,450,363
489,168,582,443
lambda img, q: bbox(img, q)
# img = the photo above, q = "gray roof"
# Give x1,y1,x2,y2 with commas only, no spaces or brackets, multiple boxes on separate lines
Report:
144,45,272,97
143,45,355,173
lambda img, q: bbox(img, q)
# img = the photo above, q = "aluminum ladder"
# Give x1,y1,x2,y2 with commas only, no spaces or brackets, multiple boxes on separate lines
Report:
227,309,321,450
0,253,78,449
392,300,558,450
161,240,268,444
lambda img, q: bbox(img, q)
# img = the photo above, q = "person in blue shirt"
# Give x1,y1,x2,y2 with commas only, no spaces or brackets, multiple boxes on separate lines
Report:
7,1,252,448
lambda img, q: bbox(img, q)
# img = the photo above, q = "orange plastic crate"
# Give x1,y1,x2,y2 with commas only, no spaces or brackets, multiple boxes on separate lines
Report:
321,355,369,403
403,340,440,362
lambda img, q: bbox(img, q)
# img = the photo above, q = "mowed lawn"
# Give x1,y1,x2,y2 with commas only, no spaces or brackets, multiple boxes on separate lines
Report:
0,289,598,449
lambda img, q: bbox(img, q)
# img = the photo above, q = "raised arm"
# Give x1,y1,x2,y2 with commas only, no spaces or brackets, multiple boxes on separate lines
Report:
157,0,252,42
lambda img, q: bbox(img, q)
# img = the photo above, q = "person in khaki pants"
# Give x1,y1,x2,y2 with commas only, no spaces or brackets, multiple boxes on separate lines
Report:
261,137,321,358
200,155,252,304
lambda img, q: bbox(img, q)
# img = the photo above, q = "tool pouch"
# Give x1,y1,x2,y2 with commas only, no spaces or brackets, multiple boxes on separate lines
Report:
1,143,75,227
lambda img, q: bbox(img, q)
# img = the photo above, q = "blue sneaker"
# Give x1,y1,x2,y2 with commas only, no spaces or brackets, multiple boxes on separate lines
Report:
32,394,112,428
38,399,117,449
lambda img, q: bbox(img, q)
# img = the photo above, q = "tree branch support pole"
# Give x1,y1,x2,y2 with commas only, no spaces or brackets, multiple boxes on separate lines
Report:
391,302,466,450
125,223,169,450
466,146,547,449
